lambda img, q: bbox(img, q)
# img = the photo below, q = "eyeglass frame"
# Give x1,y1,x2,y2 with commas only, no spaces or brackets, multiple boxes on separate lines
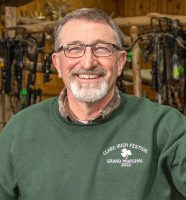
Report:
55,42,121,58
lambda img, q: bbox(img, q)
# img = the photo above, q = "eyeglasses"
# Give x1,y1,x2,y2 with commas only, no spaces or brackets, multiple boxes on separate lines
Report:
56,42,121,58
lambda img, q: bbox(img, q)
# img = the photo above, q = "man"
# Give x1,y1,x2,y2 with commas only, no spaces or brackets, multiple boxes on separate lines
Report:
0,8,186,200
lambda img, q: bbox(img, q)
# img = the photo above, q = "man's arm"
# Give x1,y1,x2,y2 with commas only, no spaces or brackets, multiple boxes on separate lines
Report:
0,124,19,200
169,132,186,197
160,108,186,198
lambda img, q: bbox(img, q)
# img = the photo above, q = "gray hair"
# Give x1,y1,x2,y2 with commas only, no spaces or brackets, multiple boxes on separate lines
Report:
54,8,124,52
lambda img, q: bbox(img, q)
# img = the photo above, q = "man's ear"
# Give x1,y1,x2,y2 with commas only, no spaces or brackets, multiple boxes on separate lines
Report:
117,51,126,76
52,53,62,78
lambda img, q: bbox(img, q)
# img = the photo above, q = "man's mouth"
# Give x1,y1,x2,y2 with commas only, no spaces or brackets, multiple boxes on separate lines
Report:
71,68,106,80
78,74,100,79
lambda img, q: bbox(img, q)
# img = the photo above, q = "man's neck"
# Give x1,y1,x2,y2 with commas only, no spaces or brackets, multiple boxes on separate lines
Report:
66,89,115,122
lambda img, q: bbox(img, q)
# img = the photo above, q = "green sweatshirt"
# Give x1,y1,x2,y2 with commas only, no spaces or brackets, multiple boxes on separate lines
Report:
0,93,186,200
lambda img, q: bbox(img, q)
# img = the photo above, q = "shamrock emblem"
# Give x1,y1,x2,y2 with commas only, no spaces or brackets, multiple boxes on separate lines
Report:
121,148,132,160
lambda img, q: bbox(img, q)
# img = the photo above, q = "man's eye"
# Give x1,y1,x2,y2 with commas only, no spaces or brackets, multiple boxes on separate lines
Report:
67,46,83,53
94,46,110,53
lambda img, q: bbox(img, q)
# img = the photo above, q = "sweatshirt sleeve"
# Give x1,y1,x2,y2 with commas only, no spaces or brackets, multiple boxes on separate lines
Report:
160,109,186,197
0,124,19,200
169,132,186,197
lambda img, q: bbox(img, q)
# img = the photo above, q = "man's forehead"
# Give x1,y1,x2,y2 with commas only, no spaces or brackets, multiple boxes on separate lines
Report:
60,19,115,43
63,19,109,27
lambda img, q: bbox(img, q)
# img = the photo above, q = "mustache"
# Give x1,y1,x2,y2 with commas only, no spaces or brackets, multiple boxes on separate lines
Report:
71,67,107,76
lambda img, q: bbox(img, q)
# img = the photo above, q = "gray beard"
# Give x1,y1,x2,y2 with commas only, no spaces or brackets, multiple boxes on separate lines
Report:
69,80,108,103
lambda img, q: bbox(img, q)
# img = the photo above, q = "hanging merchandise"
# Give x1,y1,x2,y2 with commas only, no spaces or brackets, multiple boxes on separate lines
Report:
0,28,54,115
131,16,186,114
25,33,45,107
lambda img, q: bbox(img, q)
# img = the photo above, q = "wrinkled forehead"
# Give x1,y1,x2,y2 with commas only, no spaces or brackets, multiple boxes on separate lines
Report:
58,19,117,44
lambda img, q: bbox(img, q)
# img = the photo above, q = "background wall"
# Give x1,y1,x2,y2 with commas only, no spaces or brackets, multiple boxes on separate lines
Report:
117,0,186,16
17,0,119,18
17,0,186,17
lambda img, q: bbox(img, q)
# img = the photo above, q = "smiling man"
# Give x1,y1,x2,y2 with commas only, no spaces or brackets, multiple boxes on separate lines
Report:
52,12,126,122
0,8,186,200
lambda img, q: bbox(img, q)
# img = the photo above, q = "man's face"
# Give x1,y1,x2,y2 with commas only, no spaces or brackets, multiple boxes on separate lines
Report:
52,19,126,103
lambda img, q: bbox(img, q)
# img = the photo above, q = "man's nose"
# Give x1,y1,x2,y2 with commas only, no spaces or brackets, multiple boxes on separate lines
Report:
80,47,98,69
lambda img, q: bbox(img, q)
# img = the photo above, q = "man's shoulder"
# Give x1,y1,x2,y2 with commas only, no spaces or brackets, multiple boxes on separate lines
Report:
18,97,57,115
0,97,59,140
119,92,184,118
119,92,156,109
6,97,58,126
